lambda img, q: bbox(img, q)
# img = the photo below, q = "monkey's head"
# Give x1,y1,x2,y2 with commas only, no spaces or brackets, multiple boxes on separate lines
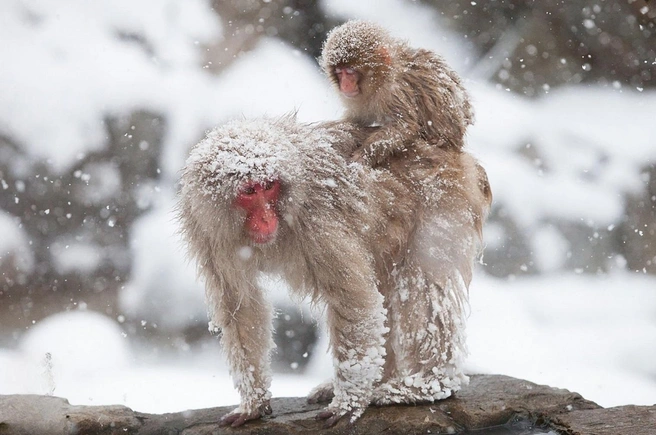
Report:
181,118,302,247
180,117,359,250
320,20,393,102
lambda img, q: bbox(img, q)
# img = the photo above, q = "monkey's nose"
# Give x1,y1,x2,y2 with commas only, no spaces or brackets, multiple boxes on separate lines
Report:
256,218,277,234
250,212,278,244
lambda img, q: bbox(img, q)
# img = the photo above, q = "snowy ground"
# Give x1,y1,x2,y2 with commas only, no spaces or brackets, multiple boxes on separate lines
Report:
1,0,655,415
468,273,656,408
2,272,655,413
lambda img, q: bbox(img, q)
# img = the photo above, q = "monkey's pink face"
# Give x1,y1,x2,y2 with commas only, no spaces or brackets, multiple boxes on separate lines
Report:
334,66,361,98
234,180,281,244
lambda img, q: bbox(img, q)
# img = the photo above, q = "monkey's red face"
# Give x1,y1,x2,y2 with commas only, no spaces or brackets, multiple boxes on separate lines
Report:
334,66,361,98
234,180,281,244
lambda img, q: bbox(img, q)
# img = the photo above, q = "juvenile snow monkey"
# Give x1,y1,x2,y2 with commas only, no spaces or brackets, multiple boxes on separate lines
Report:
178,116,491,427
321,20,473,166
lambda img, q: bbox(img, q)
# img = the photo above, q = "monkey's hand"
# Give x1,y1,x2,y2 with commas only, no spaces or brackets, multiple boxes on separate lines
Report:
219,400,272,427
315,408,354,428
357,126,412,167
352,138,391,167
314,392,369,427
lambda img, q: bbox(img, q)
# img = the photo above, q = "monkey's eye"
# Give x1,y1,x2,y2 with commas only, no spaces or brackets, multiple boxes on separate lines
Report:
264,181,274,190
242,186,256,195
334,66,357,75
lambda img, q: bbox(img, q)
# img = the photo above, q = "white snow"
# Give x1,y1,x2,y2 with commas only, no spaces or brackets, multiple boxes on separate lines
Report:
531,224,570,273
467,273,656,407
1,0,655,417
49,238,103,275
0,210,34,274
469,84,656,230
75,162,123,205
0,0,219,173
119,195,206,332
13,311,131,398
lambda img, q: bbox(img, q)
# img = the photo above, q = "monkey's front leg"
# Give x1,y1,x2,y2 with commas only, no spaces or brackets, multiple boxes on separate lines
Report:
208,280,274,427
315,287,387,426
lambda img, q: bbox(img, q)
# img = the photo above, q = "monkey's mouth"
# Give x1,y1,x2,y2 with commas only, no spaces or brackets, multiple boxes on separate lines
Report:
249,229,278,245
342,90,360,98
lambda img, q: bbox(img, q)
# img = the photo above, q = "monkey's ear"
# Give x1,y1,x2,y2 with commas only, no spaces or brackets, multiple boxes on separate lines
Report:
377,47,392,66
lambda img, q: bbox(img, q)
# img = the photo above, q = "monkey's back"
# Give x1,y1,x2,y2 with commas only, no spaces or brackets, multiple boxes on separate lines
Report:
393,46,474,150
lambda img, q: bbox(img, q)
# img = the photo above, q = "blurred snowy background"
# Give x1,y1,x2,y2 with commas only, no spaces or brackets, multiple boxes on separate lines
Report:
1,0,655,413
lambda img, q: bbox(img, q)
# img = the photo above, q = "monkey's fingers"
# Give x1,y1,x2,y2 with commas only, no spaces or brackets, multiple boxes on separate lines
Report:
315,410,335,420
307,395,333,404
220,405,269,428
219,412,246,427
315,409,352,428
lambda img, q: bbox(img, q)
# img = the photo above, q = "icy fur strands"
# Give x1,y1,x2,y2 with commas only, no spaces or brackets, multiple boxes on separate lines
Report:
182,118,295,200
177,116,491,427
320,20,392,71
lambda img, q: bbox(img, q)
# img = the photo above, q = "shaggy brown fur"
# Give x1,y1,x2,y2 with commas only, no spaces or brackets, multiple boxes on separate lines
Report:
321,20,473,166
178,117,491,426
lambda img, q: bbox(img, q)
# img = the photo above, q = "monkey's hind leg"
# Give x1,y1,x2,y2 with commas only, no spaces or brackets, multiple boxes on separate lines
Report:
313,267,388,425
373,263,469,405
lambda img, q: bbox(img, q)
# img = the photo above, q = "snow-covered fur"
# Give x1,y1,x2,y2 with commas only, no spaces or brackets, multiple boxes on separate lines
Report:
177,117,491,423
320,20,473,166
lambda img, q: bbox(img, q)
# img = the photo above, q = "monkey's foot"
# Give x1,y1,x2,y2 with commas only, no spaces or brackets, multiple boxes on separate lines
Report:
219,401,272,427
315,408,353,428
315,392,369,427
371,374,465,406
307,381,335,404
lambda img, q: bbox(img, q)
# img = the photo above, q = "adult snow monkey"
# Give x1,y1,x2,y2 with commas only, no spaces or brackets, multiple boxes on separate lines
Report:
321,20,473,166
178,117,491,427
